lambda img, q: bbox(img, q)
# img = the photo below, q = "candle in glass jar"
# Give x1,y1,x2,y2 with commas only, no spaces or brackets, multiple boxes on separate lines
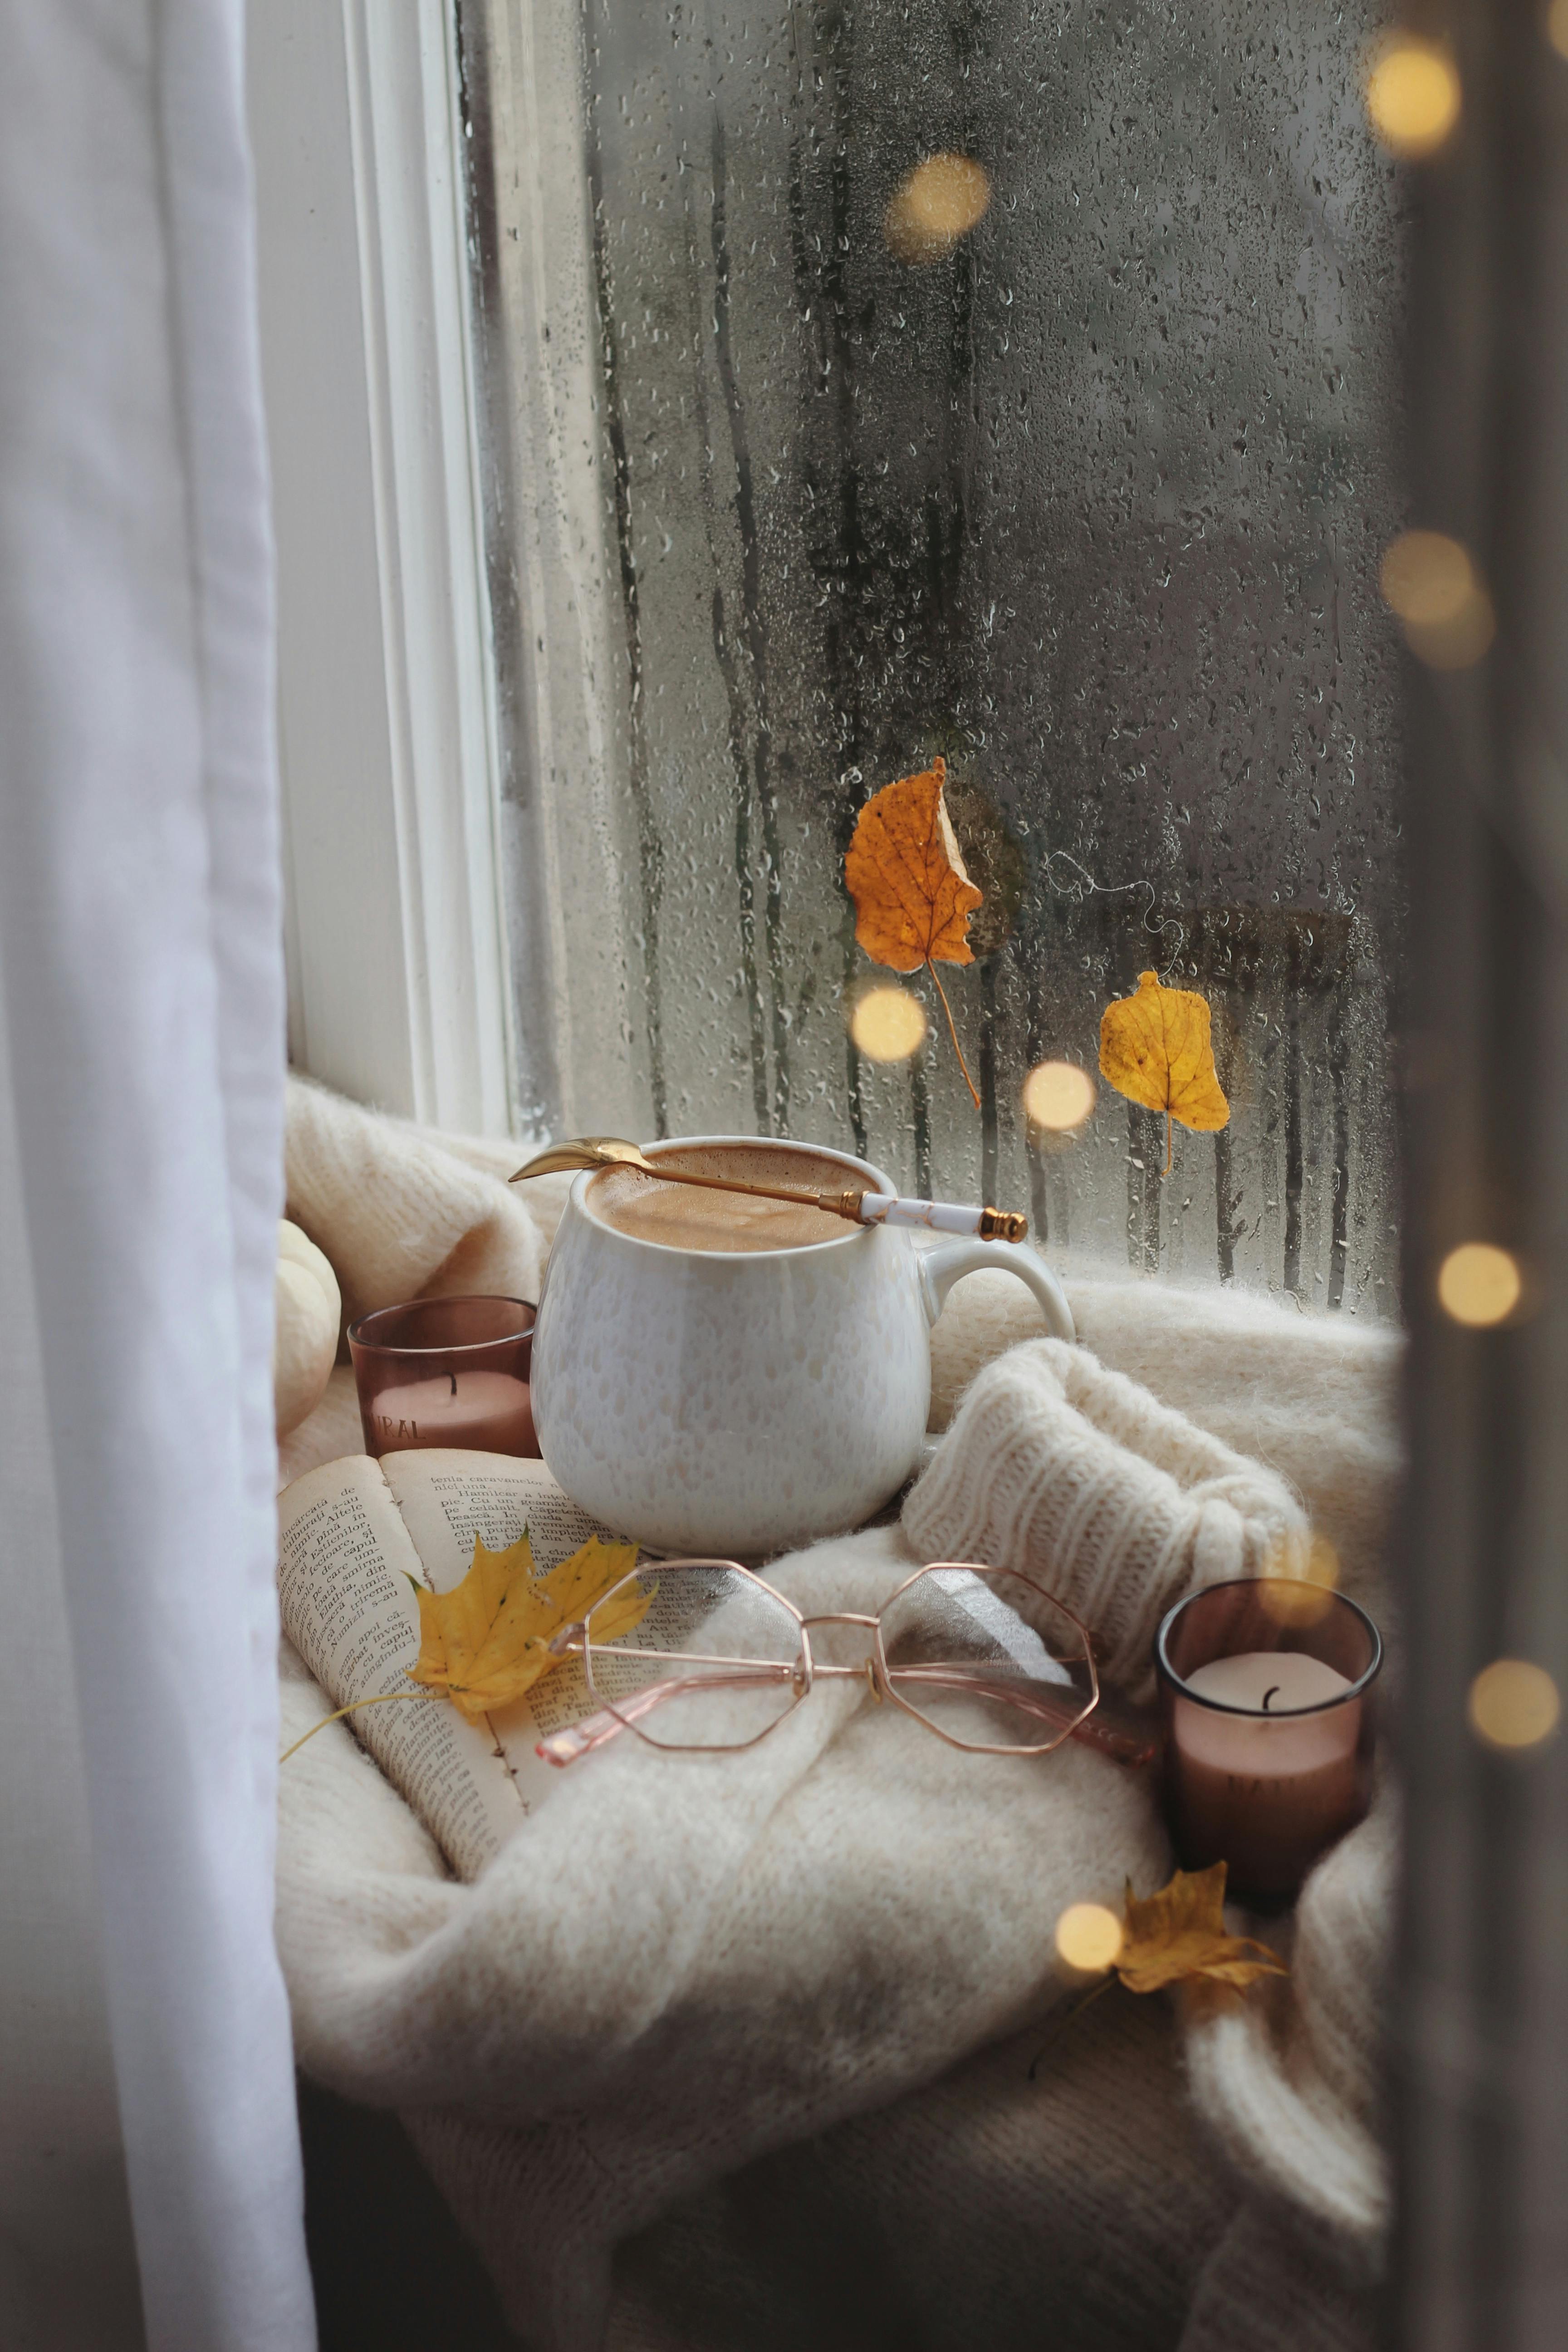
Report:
1168,1650,1361,1899
349,1294,539,1460
370,1368,536,1456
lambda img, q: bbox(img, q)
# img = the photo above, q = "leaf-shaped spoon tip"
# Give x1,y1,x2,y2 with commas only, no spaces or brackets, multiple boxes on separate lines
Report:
510,1137,652,1183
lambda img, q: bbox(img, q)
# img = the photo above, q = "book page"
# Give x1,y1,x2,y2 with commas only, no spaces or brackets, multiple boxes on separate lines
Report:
380,1451,637,1805
277,1456,525,1879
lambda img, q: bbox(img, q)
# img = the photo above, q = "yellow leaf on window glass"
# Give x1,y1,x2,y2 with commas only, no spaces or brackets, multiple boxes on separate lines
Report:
409,1529,645,1725
1098,969,1230,1171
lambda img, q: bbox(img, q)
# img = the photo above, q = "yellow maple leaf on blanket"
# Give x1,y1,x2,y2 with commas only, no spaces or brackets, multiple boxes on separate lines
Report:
409,1529,647,1724
1113,1863,1288,1993
1033,1864,1285,2078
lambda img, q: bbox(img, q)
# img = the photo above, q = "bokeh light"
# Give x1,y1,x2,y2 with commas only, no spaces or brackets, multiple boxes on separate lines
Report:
1437,1242,1522,1327
1404,589,1496,670
1055,1902,1124,1972
1023,1060,1097,1132
1380,531,1473,625
1365,37,1462,158
1380,530,1495,670
1548,0,1568,59
1260,1534,1342,1627
1469,1659,1561,1750
884,153,992,265
850,983,928,1062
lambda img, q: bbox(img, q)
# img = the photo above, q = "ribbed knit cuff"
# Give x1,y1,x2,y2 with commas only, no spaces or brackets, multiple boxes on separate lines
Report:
903,1339,1307,1688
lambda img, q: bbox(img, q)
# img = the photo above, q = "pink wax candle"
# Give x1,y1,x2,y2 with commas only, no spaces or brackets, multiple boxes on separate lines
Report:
348,1295,539,1460
368,1368,536,1455
1156,1580,1382,1902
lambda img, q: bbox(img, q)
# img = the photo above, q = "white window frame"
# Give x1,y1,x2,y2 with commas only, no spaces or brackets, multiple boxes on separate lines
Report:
249,0,514,1136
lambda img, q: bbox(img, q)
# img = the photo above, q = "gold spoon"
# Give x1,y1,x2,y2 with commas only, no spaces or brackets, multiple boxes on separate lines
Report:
510,1136,1028,1243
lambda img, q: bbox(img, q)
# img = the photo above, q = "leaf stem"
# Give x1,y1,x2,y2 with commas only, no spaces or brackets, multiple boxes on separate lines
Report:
279,1689,424,1766
1027,1973,1118,2081
1164,1108,1172,1177
926,956,981,1110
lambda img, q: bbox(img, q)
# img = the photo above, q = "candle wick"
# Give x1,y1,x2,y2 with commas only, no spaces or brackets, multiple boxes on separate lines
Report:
1262,1685,1280,1712
448,1371,457,1397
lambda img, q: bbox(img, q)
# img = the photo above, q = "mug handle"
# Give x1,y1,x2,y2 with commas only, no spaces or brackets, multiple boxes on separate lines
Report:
917,1238,1076,1345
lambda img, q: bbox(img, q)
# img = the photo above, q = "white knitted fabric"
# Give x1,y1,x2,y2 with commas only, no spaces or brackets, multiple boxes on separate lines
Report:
1183,1793,1393,2254
283,1072,571,1327
926,1266,1401,1633
1179,2198,1379,2352
902,1315,1393,2342
274,1082,1401,2350
602,1993,1237,2352
904,1338,1308,1687
277,1523,1166,2352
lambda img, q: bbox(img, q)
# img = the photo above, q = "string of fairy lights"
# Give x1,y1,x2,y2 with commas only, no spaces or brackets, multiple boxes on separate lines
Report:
1371,24,1565,1758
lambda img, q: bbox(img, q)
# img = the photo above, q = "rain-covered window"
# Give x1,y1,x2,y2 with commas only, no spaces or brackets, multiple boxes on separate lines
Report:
457,0,1405,1309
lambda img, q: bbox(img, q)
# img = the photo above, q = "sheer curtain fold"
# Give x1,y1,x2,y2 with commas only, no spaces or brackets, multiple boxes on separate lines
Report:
0,3,314,2347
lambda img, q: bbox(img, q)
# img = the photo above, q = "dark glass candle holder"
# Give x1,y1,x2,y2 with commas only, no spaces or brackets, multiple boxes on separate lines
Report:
348,1295,539,1460
1155,1578,1382,1904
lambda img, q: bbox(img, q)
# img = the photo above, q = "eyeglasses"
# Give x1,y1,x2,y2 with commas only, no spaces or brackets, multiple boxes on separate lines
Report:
536,1558,1154,1769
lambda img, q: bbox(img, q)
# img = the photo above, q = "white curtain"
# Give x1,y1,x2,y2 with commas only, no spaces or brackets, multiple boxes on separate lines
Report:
0,3,314,2347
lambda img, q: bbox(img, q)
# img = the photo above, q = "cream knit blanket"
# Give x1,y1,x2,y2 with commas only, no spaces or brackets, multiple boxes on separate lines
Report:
277,1078,1401,2351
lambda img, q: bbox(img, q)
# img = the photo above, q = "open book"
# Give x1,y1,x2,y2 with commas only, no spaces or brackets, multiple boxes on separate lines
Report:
278,1452,638,1880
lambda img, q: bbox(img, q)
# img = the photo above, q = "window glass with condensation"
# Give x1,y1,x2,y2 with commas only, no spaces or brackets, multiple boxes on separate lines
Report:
458,0,1404,1310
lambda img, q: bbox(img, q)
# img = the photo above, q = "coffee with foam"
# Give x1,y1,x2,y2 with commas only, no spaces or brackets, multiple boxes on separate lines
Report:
586,1145,853,1253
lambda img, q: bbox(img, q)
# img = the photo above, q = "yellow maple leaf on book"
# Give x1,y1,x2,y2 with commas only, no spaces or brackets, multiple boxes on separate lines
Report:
409,1529,647,1725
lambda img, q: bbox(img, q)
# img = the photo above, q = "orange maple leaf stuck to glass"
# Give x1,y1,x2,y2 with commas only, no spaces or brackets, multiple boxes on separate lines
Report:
1098,969,1230,1174
845,755,984,1106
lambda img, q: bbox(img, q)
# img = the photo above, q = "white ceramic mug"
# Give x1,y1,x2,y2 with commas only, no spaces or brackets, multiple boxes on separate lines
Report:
530,1135,1074,1556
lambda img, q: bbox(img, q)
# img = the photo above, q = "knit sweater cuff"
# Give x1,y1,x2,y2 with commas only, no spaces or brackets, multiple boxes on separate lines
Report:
903,1338,1308,1688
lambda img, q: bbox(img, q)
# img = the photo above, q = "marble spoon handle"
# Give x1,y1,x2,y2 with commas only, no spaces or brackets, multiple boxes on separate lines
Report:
858,1192,1028,1242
